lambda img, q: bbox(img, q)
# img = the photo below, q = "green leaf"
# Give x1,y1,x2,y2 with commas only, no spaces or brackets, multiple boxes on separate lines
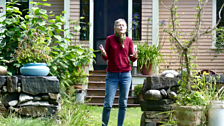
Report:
48,19,55,23
38,21,46,26
6,31,14,37
42,3,51,6
39,9,47,14
41,14,48,20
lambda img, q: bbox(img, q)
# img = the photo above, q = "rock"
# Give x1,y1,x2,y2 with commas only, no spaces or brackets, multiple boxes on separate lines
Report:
0,76,7,88
0,66,7,75
143,76,179,90
48,93,60,100
7,76,18,93
140,99,173,111
19,93,34,103
19,106,58,117
48,99,59,105
18,101,50,106
168,91,177,100
18,83,21,87
165,73,174,78
0,104,8,117
18,87,21,93
140,113,146,126
34,96,42,101
144,111,169,119
145,122,156,126
144,90,163,100
160,89,168,98
8,100,18,106
2,86,7,93
21,76,60,95
2,93,19,106
42,95,49,100
161,70,179,77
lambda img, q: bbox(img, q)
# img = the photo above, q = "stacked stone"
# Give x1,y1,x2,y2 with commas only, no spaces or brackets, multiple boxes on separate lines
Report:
0,76,60,117
140,76,179,126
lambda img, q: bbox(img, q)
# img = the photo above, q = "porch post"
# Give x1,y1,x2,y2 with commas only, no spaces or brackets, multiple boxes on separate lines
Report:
64,0,70,45
89,0,94,71
29,0,33,12
128,0,133,39
212,0,216,48
152,0,159,46
152,0,159,75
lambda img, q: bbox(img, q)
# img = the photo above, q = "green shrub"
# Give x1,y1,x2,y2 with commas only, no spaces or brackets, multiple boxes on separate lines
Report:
134,84,143,95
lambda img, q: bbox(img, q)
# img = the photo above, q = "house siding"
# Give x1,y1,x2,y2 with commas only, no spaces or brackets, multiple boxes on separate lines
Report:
159,0,224,74
33,0,64,17
140,0,152,45
70,0,89,47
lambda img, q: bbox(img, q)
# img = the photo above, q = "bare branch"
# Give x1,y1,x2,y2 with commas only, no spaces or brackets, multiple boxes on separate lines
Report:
199,3,224,37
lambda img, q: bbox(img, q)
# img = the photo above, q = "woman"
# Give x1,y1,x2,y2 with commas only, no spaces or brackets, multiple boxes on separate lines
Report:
99,19,138,126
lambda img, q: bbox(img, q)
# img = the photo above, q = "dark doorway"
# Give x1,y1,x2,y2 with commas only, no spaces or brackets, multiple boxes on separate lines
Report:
94,0,128,70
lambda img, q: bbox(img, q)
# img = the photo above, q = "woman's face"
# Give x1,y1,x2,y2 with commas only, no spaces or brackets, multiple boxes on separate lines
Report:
114,21,127,35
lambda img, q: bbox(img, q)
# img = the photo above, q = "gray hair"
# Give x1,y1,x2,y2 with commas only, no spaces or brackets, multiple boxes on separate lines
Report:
114,18,127,28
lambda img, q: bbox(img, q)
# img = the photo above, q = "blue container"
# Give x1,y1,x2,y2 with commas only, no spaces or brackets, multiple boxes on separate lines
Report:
20,63,50,76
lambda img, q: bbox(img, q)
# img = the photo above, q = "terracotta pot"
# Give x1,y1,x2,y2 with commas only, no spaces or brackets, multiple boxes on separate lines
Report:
75,86,82,89
141,63,152,75
137,93,143,103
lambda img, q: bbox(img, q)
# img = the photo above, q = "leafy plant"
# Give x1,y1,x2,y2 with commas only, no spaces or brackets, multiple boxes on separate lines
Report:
137,18,166,73
134,84,143,95
0,1,25,75
137,43,165,72
49,44,95,88
15,27,52,64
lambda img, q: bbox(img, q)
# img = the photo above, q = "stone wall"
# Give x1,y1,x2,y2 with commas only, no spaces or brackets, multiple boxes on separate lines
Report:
140,76,179,126
0,76,60,117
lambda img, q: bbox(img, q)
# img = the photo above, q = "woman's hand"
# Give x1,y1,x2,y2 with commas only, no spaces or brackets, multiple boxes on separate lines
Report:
132,47,138,58
99,44,107,56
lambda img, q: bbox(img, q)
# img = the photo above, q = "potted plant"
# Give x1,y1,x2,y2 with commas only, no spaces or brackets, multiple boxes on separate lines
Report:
174,73,207,126
134,84,143,103
137,43,165,75
137,18,165,75
15,27,53,76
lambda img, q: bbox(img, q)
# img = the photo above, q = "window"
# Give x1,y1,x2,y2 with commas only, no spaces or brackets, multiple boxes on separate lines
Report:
132,0,141,40
217,0,224,27
6,0,29,18
80,0,89,40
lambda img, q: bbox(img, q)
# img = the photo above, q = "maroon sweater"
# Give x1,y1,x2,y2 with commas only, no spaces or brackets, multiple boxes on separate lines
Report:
101,34,137,72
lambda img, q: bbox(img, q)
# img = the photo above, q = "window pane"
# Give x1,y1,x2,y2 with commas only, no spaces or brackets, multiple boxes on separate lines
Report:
80,16,89,40
133,0,141,4
132,3,141,40
82,0,89,4
133,4,140,16
81,5,89,16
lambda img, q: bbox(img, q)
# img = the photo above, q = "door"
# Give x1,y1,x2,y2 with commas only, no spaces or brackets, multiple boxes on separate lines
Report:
94,0,128,70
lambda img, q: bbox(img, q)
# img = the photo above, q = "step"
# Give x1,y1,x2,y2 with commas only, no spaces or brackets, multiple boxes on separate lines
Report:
88,81,123,89
85,103,140,107
88,74,106,81
85,96,136,104
89,70,107,75
88,81,106,89
86,89,133,96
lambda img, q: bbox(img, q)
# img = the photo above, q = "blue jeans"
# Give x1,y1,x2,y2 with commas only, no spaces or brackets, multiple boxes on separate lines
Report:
102,71,132,126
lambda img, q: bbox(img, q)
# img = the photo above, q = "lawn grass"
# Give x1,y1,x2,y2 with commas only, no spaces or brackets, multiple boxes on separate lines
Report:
0,105,142,126
87,106,142,126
